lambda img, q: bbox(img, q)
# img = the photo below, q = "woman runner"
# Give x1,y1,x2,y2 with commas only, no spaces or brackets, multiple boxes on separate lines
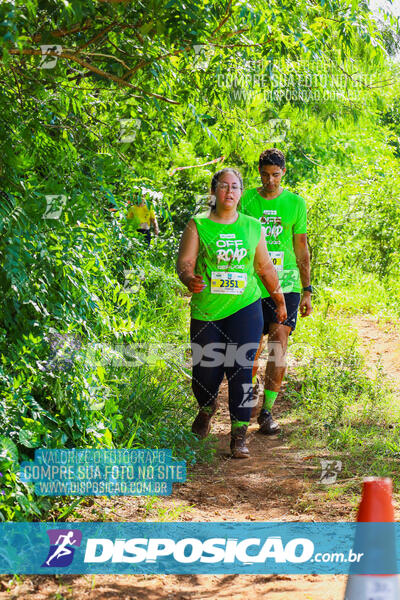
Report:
177,168,286,458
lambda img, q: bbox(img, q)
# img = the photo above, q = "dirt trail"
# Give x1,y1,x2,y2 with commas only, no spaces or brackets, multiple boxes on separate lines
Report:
2,315,400,600
350,316,400,398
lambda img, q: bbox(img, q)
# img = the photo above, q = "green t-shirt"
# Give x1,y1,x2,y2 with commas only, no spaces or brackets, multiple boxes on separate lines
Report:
190,212,262,321
240,188,307,297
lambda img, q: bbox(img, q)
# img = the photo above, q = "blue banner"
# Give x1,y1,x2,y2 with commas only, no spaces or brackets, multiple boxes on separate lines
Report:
0,522,398,575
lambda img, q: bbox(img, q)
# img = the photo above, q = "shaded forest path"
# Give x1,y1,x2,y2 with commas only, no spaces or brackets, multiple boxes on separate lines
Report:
2,316,400,600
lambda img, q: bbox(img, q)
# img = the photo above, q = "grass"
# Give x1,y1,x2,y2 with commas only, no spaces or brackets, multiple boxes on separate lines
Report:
317,271,400,318
284,290,400,492
114,364,216,465
138,496,195,521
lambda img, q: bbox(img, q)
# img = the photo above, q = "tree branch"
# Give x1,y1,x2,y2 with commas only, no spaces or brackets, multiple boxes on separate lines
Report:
72,22,118,54
121,28,252,81
169,155,225,176
31,21,93,43
106,34,133,56
212,0,234,36
85,51,131,70
6,48,179,104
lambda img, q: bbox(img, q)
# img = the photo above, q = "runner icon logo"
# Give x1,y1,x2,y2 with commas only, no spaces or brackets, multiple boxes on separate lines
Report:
42,529,82,567
238,383,258,408
319,460,342,484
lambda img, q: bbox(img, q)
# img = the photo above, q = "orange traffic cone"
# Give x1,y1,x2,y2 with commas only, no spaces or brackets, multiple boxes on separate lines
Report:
344,477,399,599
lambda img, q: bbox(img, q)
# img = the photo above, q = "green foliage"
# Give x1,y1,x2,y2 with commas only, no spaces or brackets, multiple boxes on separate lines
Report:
285,302,400,484
301,158,400,285
0,435,51,520
0,210,204,519
0,0,399,520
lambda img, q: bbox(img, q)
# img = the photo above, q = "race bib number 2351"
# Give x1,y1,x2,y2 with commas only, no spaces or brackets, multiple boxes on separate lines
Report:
210,272,247,294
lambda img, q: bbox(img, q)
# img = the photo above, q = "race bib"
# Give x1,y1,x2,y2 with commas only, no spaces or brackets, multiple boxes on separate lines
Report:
269,251,284,272
210,271,247,294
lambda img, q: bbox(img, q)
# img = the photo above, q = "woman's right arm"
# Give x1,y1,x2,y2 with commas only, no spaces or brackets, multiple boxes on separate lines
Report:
176,219,206,293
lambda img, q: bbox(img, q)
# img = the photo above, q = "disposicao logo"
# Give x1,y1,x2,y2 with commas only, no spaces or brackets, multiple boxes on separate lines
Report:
42,529,82,567
83,536,314,564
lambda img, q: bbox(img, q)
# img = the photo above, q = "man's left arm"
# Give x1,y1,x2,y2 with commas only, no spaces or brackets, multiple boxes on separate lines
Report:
293,233,312,317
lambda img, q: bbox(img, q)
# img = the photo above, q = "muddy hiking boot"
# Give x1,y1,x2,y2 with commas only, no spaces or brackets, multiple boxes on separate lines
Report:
230,425,250,459
257,409,280,435
191,402,218,439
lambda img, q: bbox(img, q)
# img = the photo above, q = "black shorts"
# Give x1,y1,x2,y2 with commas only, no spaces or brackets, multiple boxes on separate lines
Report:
137,228,151,246
261,292,301,335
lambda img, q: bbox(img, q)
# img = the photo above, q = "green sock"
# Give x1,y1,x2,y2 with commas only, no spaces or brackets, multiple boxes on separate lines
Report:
252,374,257,384
263,390,278,412
231,420,249,431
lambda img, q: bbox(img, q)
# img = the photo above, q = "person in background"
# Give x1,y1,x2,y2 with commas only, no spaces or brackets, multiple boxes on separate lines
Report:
127,195,159,246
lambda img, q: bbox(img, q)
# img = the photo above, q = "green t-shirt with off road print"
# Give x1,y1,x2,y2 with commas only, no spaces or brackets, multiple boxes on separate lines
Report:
190,212,262,321
240,188,307,297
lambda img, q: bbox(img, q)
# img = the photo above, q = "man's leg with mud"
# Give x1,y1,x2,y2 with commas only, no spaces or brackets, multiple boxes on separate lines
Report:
264,321,290,392
252,323,291,432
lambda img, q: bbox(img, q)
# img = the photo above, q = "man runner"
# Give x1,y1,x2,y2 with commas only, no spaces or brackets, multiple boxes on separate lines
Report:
240,149,312,434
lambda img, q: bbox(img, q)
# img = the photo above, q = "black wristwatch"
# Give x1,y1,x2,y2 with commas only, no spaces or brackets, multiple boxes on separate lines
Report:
302,285,313,293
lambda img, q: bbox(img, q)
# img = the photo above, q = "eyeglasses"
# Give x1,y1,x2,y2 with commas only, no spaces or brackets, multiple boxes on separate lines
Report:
216,182,241,192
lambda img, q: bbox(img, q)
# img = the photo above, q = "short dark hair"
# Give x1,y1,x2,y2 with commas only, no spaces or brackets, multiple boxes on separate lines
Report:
258,149,285,170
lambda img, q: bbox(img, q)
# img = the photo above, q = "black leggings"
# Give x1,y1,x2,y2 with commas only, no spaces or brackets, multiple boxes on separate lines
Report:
190,299,263,425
